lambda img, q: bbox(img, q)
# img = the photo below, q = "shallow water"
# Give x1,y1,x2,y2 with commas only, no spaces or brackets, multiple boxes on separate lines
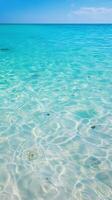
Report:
0,24,112,200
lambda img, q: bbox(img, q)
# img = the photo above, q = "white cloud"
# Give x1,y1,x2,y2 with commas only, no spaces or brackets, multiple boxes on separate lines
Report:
70,7,112,23
73,7,112,15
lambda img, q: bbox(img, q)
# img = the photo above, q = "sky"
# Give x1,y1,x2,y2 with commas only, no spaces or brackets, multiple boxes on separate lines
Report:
0,0,112,23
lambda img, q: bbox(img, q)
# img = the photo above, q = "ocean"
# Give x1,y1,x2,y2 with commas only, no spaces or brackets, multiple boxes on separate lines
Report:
0,24,112,200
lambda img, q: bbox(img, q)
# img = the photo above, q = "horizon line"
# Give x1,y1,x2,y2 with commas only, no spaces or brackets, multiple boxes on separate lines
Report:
0,23,112,25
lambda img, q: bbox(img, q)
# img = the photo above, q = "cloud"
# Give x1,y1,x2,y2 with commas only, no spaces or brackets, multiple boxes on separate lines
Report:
70,7,112,23
73,7,112,15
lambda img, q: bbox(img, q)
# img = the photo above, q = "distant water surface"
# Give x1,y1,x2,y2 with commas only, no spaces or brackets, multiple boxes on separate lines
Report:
0,25,112,200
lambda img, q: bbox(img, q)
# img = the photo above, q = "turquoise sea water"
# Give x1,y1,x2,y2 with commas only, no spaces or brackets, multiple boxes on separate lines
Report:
0,25,112,200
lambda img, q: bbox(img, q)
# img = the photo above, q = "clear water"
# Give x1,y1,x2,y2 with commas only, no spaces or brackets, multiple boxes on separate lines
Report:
0,25,112,200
